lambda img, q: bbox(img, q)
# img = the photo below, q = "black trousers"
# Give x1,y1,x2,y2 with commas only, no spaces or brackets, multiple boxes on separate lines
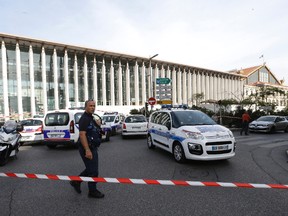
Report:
240,121,249,135
79,145,99,192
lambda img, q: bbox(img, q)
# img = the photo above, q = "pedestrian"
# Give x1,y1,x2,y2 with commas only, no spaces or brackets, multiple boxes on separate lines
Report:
240,110,251,135
70,99,104,198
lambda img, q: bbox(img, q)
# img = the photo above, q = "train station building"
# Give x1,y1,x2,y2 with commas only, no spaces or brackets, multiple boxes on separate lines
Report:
0,33,287,120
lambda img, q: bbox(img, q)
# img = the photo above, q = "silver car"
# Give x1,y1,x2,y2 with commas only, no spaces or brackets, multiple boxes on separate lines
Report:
249,115,288,133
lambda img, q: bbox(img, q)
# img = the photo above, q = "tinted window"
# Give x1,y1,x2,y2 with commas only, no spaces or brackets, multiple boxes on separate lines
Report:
21,119,42,126
45,113,69,126
74,112,83,124
125,115,146,123
172,110,215,127
102,115,116,123
257,116,276,122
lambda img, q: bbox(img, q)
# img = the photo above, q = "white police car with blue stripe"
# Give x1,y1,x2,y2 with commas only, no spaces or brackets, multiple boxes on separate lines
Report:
147,107,235,162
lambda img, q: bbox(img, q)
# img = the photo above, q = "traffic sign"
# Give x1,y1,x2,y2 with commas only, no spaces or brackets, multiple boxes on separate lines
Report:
156,78,171,84
157,100,172,105
148,97,157,105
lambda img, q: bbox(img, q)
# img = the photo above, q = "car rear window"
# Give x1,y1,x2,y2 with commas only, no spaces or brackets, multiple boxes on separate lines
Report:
45,113,69,126
125,116,146,123
21,119,42,126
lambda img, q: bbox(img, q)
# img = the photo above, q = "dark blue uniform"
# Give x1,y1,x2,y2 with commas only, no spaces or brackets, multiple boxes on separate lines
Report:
78,112,102,193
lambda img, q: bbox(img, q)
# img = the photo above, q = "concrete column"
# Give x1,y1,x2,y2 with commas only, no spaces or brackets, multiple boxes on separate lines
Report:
74,54,79,106
1,41,9,120
64,50,69,109
110,59,115,105
16,43,23,120
83,55,88,101
53,49,59,110
29,45,36,117
161,65,165,77
205,73,210,100
182,69,187,104
141,62,146,105
93,57,97,104
134,61,139,106
154,64,159,98
187,70,192,106
41,47,48,114
202,72,206,100
126,62,130,105
118,61,123,105
218,75,222,100
166,66,171,79
209,74,214,100
102,59,106,105
172,67,177,105
192,70,197,106
177,68,182,104
213,75,218,100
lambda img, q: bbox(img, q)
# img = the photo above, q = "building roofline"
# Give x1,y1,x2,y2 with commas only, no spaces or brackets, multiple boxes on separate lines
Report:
0,32,242,78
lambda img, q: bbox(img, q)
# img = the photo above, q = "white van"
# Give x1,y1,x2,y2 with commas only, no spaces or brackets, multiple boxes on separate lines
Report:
43,109,111,149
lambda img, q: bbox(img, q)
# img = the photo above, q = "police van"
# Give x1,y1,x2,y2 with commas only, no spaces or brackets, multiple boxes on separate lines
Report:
43,109,111,148
147,105,236,162
101,112,125,135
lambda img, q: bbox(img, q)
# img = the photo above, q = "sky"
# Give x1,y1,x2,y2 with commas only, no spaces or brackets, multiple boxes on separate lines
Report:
1,0,287,84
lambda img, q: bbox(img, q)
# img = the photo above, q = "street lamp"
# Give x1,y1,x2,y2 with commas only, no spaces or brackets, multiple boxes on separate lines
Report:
149,54,158,98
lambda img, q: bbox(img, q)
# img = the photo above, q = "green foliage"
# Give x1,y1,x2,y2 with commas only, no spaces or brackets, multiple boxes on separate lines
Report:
130,108,142,115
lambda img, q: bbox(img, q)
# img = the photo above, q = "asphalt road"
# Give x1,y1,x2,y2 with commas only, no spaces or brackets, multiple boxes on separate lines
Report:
0,131,288,216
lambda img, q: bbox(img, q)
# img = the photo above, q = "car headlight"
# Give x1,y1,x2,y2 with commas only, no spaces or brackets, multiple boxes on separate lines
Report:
227,130,234,138
182,130,204,140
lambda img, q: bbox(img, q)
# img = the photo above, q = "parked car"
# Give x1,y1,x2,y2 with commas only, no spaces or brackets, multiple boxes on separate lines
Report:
19,118,43,145
121,114,148,138
147,107,236,163
249,115,288,133
43,110,111,149
102,112,125,135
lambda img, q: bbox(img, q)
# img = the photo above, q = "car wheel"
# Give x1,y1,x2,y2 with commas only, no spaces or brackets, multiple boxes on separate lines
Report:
147,134,155,149
284,126,288,133
121,134,126,139
105,131,111,141
112,128,116,135
269,126,275,133
173,142,186,163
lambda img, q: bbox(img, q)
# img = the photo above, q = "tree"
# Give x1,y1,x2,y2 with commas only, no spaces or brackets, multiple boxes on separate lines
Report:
192,93,204,106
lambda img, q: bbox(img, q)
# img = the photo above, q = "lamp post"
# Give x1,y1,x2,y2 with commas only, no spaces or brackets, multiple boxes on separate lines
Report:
149,54,158,98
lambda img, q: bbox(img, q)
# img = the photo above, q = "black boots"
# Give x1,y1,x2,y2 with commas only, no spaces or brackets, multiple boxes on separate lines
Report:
70,181,81,194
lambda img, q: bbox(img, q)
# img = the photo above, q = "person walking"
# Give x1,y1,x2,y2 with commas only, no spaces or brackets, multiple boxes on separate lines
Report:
70,99,104,198
240,110,251,135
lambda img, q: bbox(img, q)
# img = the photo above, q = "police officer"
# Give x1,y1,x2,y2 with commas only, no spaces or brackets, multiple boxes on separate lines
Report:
70,99,104,198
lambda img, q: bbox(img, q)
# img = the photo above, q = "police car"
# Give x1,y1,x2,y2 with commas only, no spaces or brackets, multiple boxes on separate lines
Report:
102,112,125,135
147,105,236,162
43,109,111,148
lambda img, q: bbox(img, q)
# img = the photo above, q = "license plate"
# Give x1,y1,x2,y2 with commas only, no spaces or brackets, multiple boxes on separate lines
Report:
212,145,228,151
50,134,62,138
132,127,141,129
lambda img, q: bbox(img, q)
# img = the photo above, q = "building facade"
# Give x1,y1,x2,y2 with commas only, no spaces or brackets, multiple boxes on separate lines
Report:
0,33,245,120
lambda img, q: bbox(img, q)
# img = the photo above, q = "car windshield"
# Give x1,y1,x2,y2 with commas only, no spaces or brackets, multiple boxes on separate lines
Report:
125,115,146,123
102,115,116,123
172,110,216,127
257,116,276,122
45,113,69,126
21,119,42,126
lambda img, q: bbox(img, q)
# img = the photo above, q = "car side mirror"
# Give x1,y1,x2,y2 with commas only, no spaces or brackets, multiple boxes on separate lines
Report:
16,124,24,132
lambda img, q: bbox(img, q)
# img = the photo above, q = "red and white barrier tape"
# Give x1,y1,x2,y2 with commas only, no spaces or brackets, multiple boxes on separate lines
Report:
0,172,288,190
